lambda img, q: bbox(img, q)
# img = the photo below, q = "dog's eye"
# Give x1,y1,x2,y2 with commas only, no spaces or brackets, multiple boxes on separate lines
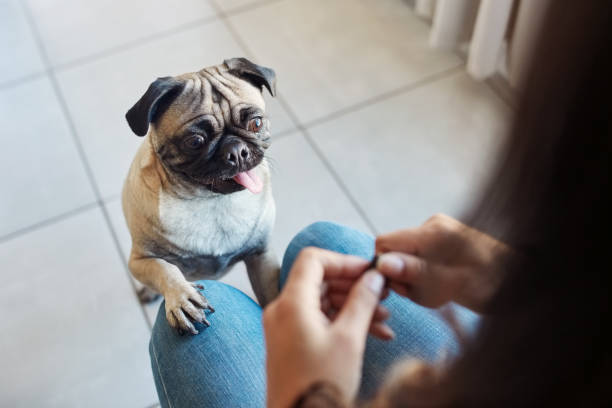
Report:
247,117,263,132
184,135,205,150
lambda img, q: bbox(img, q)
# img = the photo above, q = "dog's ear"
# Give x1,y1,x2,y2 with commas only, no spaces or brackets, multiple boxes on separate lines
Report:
224,57,277,97
125,77,184,136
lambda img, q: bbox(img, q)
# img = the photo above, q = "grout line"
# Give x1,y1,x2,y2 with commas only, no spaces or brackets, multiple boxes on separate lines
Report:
212,0,381,234
53,15,218,72
0,71,47,91
484,75,517,110
272,127,299,140
283,102,381,235
213,0,466,235
209,0,305,142
34,0,284,75
300,64,464,129
0,202,99,244
221,0,287,17
102,193,121,204
98,204,154,329
19,1,154,330
2,1,283,91
305,131,380,235
451,49,515,111
4,2,273,86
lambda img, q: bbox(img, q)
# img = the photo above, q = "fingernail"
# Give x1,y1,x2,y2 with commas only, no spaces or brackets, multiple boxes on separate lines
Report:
377,254,404,275
366,272,384,294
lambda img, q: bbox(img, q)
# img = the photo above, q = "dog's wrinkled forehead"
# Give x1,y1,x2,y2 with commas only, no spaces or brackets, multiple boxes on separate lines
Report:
156,66,265,135
125,58,276,137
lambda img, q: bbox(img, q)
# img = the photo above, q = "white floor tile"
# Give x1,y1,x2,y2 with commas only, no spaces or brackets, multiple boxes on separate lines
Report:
104,198,161,324
26,0,217,66
0,76,96,238
0,0,46,85
266,92,297,136
0,208,157,408
56,21,295,200
104,199,131,262
228,0,462,124
214,0,270,13
267,131,373,252
310,72,512,233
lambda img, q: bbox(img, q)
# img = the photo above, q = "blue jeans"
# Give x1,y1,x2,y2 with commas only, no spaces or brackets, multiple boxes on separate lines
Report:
150,222,478,407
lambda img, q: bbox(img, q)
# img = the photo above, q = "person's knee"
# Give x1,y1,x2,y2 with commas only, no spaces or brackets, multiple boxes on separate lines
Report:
280,222,375,288
148,280,264,378
290,221,344,249
148,280,265,407
149,280,259,343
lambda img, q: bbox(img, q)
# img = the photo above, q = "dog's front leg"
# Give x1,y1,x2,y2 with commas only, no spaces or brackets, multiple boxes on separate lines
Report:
245,248,281,307
128,253,214,334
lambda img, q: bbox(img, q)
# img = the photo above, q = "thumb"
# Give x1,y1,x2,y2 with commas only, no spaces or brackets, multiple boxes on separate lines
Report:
376,252,425,284
334,271,385,341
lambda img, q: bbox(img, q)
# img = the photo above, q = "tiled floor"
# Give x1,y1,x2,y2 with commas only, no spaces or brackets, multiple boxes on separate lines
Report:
0,0,511,406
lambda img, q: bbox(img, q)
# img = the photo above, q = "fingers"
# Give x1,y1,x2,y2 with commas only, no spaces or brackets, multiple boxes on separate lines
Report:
328,293,389,321
326,279,389,299
283,247,370,306
325,278,355,293
334,271,385,344
376,252,425,284
375,228,420,254
370,322,395,340
331,293,388,318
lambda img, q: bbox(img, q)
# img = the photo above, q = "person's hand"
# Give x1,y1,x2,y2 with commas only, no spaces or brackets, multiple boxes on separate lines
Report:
375,214,511,312
263,248,388,408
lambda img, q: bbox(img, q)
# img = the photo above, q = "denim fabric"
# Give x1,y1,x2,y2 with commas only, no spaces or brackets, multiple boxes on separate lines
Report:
150,221,479,407
150,282,266,408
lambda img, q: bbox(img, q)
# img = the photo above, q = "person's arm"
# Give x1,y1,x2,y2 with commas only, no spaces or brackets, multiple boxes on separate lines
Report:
375,213,512,312
263,248,388,408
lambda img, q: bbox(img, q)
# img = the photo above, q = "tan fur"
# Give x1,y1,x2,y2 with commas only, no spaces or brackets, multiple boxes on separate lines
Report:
122,61,279,334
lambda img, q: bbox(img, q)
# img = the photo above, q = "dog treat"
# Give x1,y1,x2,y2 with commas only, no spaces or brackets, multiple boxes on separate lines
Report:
367,255,379,271
367,255,389,292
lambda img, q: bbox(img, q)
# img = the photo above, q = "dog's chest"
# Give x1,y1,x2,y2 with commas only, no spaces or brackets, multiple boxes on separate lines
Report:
158,189,271,257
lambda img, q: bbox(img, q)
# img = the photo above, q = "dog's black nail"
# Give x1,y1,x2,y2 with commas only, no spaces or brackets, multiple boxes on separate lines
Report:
202,318,211,327
207,305,216,313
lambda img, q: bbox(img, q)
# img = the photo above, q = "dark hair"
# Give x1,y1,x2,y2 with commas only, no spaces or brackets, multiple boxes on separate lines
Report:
428,2,611,406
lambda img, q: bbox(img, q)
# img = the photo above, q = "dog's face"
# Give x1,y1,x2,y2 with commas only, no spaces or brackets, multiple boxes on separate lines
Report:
125,58,276,194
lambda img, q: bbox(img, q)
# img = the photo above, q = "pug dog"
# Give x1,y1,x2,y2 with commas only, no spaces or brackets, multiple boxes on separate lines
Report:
122,58,280,335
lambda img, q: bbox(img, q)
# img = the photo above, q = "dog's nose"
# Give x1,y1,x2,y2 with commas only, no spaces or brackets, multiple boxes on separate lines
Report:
222,141,250,167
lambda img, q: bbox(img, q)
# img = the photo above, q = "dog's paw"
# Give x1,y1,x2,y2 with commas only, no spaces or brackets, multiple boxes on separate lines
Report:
164,282,215,335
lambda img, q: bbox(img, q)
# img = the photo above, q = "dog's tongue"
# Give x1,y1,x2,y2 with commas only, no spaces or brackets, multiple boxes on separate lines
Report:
233,169,263,194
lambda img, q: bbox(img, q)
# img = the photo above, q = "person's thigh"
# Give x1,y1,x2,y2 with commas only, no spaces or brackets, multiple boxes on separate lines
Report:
281,222,479,399
150,281,265,408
